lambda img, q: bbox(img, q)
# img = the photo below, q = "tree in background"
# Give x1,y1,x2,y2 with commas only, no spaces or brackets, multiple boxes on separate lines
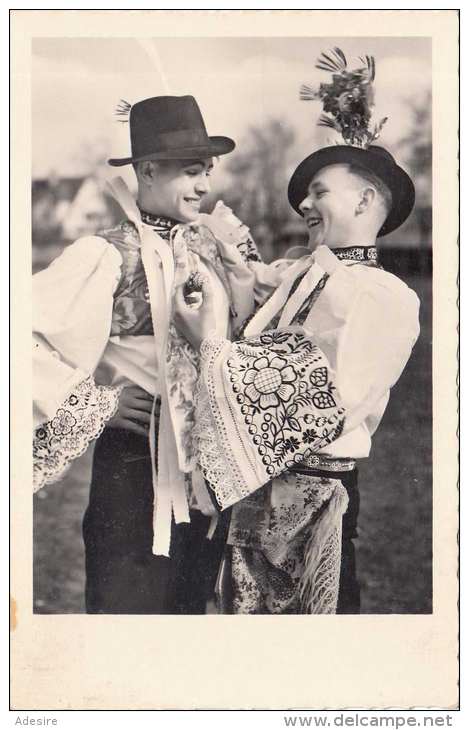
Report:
217,119,306,262
397,90,432,247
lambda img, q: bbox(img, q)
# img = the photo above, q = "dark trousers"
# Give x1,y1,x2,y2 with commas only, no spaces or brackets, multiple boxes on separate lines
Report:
82,428,225,614
336,468,361,614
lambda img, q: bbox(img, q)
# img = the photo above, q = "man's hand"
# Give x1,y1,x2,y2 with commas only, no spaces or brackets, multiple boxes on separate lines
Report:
107,385,154,437
173,276,216,351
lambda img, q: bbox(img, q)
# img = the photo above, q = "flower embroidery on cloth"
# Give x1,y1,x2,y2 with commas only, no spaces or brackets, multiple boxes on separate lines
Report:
49,408,77,436
225,329,345,477
196,329,345,510
237,235,262,263
102,220,155,337
243,355,296,409
165,324,200,470
33,376,121,492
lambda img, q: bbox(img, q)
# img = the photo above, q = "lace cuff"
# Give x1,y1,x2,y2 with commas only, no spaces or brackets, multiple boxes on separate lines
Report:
199,333,226,362
197,329,347,510
194,372,240,511
33,376,121,492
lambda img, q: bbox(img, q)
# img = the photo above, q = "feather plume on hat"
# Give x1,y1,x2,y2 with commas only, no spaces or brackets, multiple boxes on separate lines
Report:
300,47,388,148
115,99,132,123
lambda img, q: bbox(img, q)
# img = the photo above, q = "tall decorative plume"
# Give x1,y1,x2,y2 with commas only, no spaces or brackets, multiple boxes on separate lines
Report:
115,99,132,123
300,47,388,148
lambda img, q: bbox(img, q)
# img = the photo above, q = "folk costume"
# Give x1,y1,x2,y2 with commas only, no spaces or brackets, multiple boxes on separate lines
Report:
33,96,260,614
192,50,421,614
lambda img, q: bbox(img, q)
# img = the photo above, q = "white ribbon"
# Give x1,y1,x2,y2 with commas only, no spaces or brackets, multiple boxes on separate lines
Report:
106,177,190,557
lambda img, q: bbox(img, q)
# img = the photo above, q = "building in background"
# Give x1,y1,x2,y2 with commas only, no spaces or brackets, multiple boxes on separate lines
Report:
32,172,122,272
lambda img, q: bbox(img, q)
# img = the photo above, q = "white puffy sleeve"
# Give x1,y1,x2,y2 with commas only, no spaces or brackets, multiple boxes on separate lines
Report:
194,328,346,510
33,236,123,490
194,258,420,510
200,202,301,310
332,280,420,431
302,248,421,432
197,203,261,329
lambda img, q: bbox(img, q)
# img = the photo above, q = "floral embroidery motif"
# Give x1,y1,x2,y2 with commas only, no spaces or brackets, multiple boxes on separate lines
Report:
105,209,260,339
165,324,200,470
101,220,157,337
237,234,262,263
50,408,77,436
243,355,296,409
33,376,121,492
302,428,317,444
225,329,345,476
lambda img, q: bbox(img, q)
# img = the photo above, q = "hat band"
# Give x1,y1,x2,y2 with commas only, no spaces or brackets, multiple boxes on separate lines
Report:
154,128,209,150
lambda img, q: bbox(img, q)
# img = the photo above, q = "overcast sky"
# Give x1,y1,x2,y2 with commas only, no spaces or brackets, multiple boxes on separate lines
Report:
32,36,431,184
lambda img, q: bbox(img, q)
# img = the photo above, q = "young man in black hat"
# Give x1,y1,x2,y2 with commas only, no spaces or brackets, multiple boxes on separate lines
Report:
33,95,260,614
172,53,421,613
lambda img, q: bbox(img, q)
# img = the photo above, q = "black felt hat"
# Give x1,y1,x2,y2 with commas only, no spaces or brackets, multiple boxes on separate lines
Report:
108,95,235,166
287,144,415,237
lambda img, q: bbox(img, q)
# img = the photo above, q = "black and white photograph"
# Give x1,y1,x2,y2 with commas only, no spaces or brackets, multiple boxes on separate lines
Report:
32,33,431,616
11,9,459,712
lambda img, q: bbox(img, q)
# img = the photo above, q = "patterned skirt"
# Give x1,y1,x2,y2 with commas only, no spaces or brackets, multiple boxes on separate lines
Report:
216,467,360,614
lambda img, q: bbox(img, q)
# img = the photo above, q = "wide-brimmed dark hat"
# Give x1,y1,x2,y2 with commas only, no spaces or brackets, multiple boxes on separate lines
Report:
287,145,415,236
108,95,235,166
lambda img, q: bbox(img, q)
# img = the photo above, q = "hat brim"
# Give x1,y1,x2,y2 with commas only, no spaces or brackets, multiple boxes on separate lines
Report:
287,146,415,237
108,135,235,167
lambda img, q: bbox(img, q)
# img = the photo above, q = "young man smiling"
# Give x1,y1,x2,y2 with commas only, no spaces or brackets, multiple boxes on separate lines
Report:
173,55,421,613
134,157,214,225
301,164,392,251
33,95,260,614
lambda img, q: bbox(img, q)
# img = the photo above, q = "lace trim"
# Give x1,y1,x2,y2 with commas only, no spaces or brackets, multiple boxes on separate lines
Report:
198,336,255,508
194,349,242,510
299,481,349,613
199,334,226,363
33,376,122,492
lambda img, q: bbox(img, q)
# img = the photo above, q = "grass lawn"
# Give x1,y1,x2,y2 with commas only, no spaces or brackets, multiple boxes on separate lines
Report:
356,274,432,613
33,275,433,614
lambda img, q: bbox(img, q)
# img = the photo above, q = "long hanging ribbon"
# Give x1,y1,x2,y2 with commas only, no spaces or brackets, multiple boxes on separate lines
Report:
141,234,190,554
106,177,190,556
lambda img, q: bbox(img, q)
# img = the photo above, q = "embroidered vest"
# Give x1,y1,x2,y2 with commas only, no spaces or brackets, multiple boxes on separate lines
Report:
100,211,261,338
99,218,174,337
